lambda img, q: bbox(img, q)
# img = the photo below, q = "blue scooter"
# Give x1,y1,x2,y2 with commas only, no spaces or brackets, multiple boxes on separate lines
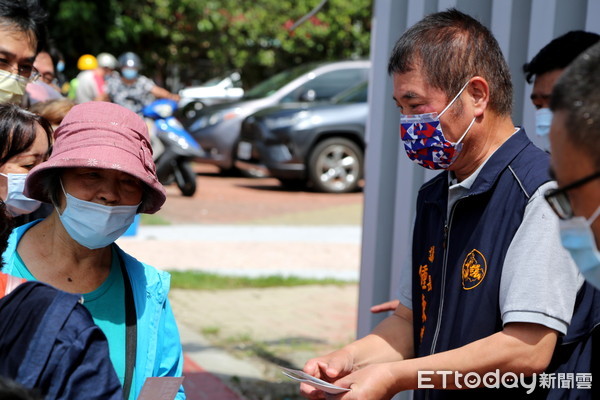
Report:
142,99,205,197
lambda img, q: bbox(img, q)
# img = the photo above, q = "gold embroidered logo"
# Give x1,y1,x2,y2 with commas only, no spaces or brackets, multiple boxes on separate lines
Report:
419,246,435,343
419,264,432,292
461,249,487,290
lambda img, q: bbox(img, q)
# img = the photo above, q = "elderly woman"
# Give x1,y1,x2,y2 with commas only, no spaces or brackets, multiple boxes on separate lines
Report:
2,101,185,400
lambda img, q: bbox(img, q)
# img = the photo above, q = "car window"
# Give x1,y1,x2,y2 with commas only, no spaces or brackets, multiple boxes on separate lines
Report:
281,67,368,103
333,81,368,104
243,63,320,100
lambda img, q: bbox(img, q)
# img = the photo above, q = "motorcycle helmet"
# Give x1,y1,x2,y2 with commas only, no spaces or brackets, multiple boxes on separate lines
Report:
77,54,98,70
118,52,142,69
97,52,118,69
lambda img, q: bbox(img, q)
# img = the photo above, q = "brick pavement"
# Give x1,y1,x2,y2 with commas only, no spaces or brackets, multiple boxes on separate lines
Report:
172,284,358,400
183,355,246,400
170,285,358,347
128,165,365,399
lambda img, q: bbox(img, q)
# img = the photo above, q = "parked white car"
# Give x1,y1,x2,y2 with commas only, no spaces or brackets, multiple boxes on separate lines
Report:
179,71,244,107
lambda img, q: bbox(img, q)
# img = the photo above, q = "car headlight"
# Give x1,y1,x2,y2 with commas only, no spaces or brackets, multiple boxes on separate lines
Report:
264,111,309,130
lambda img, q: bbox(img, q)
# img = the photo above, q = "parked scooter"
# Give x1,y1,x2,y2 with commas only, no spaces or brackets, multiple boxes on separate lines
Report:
142,99,205,197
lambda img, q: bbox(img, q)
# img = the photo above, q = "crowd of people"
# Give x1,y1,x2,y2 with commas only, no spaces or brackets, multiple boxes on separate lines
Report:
26,49,179,116
0,0,184,399
0,1,599,400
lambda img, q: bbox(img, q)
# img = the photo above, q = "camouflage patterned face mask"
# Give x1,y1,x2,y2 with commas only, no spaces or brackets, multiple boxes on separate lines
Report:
399,80,475,170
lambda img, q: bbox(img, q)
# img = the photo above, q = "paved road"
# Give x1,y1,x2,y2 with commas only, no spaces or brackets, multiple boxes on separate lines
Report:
118,225,361,281
119,164,366,399
154,164,363,225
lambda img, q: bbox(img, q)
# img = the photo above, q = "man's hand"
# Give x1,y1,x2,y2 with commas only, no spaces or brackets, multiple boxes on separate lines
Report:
300,349,355,399
332,363,401,400
370,299,400,314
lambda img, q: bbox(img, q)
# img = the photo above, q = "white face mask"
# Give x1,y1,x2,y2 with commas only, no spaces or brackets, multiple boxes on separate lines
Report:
559,205,600,290
57,182,139,250
0,69,28,104
0,173,41,216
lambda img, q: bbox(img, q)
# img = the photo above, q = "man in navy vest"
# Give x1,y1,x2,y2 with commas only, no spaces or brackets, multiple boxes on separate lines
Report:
300,9,593,400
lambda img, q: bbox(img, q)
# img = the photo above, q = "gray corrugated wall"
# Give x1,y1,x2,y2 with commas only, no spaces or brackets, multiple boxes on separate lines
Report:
359,0,599,341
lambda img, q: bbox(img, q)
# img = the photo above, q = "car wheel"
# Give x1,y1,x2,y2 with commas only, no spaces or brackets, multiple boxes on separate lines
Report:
307,138,362,193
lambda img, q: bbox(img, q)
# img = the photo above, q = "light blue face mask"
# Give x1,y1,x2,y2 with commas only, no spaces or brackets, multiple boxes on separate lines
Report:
121,68,138,80
535,108,553,137
559,205,600,290
57,184,139,250
0,173,41,216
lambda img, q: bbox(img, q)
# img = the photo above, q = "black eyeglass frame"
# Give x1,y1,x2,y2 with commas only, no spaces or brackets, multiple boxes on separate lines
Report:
544,170,600,219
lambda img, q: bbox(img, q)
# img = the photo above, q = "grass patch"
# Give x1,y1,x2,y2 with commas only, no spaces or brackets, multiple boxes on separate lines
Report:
201,326,221,336
140,213,171,226
168,270,354,290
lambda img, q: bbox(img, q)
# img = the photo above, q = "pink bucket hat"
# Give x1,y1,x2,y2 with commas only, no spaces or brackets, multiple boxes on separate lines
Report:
25,101,166,213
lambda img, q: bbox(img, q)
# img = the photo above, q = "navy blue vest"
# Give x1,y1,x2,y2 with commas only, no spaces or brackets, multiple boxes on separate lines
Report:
411,130,598,399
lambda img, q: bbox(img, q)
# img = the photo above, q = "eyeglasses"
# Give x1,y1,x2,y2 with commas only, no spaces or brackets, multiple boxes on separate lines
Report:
0,59,40,82
544,170,600,219
40,71,55,84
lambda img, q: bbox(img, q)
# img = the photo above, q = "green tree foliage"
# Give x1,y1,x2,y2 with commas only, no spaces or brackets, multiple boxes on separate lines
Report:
41,0,371,89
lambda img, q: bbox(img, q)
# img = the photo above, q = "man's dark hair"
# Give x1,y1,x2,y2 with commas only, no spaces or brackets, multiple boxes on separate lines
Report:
523,30,600,84
550,41,600,169
0,103,53,167
0,0,48,54
388,8,513,116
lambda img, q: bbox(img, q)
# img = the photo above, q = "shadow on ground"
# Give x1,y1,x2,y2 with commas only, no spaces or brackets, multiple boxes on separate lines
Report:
187,336,336,400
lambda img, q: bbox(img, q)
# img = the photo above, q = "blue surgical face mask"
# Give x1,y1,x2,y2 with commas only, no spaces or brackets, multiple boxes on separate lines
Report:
559,205,600,290
535,108,553,137
121,68,138,80
57,183,139,250
0,173,41,216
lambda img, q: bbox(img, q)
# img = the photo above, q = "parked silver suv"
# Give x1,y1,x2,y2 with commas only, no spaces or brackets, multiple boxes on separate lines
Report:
179,60,370,174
